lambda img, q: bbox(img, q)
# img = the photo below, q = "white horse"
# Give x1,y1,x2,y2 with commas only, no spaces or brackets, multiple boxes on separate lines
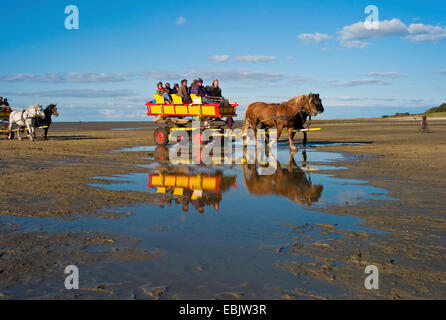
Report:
8,105,46,141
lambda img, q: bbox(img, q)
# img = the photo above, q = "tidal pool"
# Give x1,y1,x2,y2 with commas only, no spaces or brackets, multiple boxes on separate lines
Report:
1,144,393,299
82,145,393,298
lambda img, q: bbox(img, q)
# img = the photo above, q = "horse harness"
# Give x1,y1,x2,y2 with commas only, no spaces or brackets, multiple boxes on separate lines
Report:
261,97,312,127
16,106,41,125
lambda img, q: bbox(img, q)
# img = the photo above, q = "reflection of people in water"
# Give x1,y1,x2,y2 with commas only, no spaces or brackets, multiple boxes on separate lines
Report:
149,166,237,213
242,151,323,206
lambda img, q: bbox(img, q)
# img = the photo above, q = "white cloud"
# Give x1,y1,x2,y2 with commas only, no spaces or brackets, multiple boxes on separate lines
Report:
340,19,408,41
298,32,332,43
331,78,391,87
0,72,130,83
4,89,136,98
285,56,294,60
210,55,230,62
66,73,130,82
339,18,446,46
440,69,446,74
176,16,186,26
406,23,446,42
368,72,407,78
143,69,285,82
234,55,277,63
340,40,369,49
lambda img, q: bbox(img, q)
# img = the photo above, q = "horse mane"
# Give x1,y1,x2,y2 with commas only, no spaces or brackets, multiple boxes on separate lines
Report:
287,94,310,111
45,104,56,111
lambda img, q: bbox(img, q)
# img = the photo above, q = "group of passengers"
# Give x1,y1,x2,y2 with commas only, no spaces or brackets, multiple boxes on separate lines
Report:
155,78,223,105
0,96,11,112
154,78,233,128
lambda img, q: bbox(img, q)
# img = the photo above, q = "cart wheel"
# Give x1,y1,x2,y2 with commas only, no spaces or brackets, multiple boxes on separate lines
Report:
154,127,169,146
154,146,168,160
176,130,190,143
192,130,203,146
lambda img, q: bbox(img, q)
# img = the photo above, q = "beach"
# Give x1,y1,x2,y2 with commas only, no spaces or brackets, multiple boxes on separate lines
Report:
0,118,445,299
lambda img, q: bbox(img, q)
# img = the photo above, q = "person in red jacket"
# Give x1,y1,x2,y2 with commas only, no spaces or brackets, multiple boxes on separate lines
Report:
156,82,172,104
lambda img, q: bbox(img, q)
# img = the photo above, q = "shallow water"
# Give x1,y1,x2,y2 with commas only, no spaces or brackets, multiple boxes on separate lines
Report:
89,145,392,298
1,144,393,299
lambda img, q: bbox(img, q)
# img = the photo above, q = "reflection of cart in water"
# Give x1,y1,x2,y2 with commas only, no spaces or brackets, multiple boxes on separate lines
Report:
147,170,237,213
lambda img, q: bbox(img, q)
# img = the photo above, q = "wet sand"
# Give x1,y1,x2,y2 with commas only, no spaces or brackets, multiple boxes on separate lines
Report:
0,118,445,299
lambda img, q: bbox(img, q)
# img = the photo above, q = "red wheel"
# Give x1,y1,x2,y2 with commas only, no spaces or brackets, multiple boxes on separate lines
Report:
176,130,190,143
192,130,203,146
154,127,169,146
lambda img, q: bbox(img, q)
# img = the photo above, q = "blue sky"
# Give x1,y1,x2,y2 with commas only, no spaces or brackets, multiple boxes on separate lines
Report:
0,0,445,121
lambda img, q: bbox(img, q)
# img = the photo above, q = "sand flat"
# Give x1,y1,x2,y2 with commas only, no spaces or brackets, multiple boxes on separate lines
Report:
0,119,445,299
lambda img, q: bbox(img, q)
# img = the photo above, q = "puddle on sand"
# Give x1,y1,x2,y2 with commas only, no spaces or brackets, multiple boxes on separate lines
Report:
87,145,392,298
112,140,372,154
111,127,154,131
111,145,159,153
1,144,393,299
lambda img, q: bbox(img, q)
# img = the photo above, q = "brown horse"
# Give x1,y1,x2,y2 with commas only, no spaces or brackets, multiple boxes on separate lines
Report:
242,93,324,150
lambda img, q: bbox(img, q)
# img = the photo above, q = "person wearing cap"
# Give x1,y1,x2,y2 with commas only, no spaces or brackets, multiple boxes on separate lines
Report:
191,78,213,104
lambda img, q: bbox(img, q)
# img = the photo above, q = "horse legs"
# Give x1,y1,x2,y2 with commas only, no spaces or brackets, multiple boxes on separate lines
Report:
303,131,308,147
26,122,34,141
288,127,298,151
16,124,23,141
44,127,49,140
243,123,258,148
8,122,14,140
269,124,283,148
288,150,297,171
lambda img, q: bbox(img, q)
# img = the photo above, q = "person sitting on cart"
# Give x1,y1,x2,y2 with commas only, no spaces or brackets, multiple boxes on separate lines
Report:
189,79,198,94
206,80,223,102
165,83,174,95
191,78,213,104
178,79,192,104
0,97,11,112
2,98,10,107
156,82,173,104
172,83,179,94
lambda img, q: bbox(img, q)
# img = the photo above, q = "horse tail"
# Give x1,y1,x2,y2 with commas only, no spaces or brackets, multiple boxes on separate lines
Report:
241,105,251,135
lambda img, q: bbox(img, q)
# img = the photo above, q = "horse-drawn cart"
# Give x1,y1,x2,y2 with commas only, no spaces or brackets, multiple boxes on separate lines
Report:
146,93,322,148
146,94,238,146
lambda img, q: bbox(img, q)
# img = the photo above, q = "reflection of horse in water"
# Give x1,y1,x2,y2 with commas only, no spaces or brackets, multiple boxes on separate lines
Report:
242,151,323,206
